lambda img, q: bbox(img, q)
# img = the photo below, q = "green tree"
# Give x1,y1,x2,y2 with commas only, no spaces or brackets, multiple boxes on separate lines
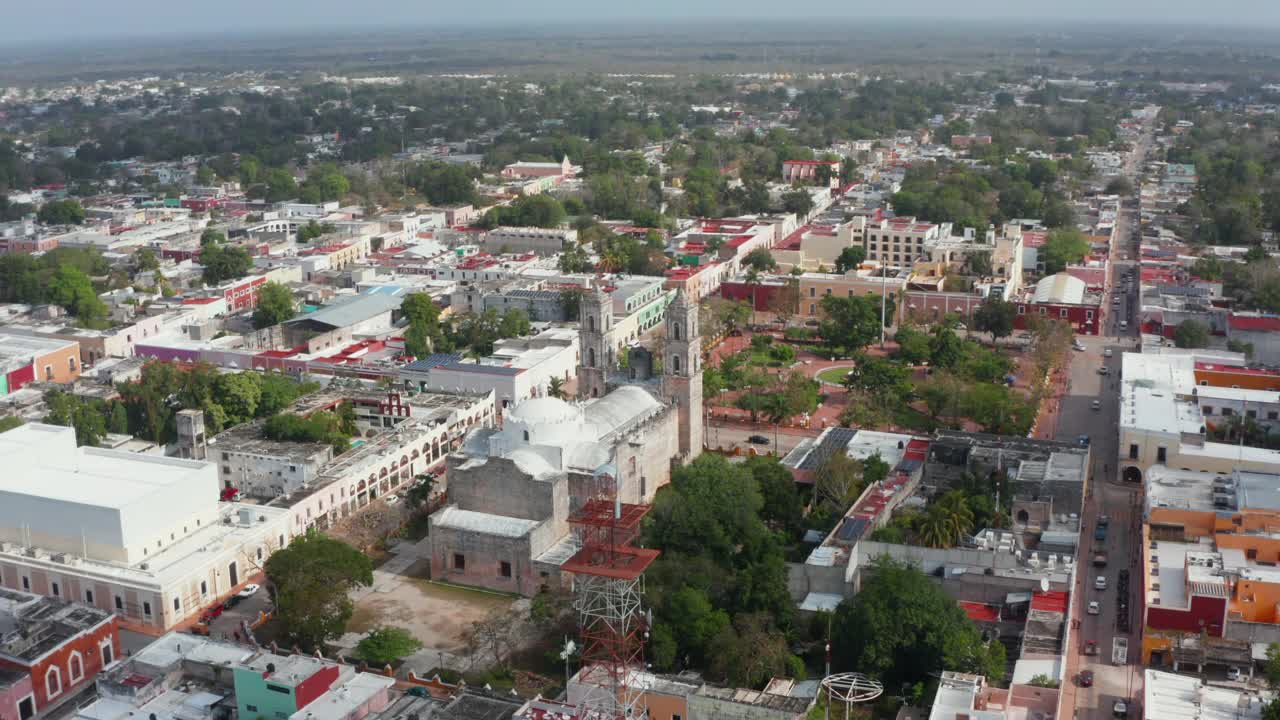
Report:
252,282,295,329
213,373,263,426
835,246,866,274
1174,319,1210,349
47,265,108,326
832,557,1006,687
44,390,108,447
0,416,22,433
973,298,1017,342
1104,177,1134,196
818,295,881,354
200,228,226,246
743,247,777,272
296,220,335,242
781,189,814,216
928,326,965,369
401,293,445,358
813,451,865,512
108,402,129,434
133,248,160,273
743,456,804,538
499,308,531,338
893,326,932,364
1040,228,1090,274
355,627,422,666
262,168,298,202
200,243,253,285
265,531,374,650
37,199,85,225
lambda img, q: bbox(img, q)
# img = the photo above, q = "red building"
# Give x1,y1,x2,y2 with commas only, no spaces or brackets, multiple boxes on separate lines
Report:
719,278,787,311
0,592,119,714
220,276,269,312
1013,273,1103,336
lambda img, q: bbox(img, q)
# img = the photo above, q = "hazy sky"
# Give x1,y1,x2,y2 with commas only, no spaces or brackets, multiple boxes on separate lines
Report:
4,0,1280,45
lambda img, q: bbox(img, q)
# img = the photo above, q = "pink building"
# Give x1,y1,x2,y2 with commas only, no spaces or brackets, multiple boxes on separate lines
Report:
0,236,59,254
782,159,841,187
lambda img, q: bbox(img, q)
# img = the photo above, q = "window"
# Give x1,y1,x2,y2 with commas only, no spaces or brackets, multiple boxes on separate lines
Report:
223,466,231,474
1203,406,1213,415
68,357,76,372
500,562,512,578
68,652,83,684
45,667,61,699
1018,305,1026,315
200,581,207,596
809,303,816,314
1269,411,1278,421
1157,447,1167,463
454,553,466,571
256,547,263,561
266,684,290,695
1129,444,1139,460
21,576,29,591
143,601,152,617
84,589,93,604
173,597,180,612
1039,307,1047,315
1060,309,1068,318
1248,410,1258,419
51,582,59,597
246,706,259,714
114,595,123,610
44,365,53,380
809,287,816,297
1086,310,1094,320
672,355,681,373
523,430,530,441
1223,408,1234,417
18,696,32,720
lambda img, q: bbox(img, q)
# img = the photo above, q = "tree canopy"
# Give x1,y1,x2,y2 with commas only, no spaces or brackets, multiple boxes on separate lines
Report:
252,282,295,329
265,531,374,650
832,557,1006,687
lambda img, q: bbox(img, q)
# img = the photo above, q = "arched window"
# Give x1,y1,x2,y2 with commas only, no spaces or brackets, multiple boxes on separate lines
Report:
46,666,62,699
588,316,596,332
68,652,83,684
523,430,530,442
672,355,681,373
588,348,596,366
673,323,682,341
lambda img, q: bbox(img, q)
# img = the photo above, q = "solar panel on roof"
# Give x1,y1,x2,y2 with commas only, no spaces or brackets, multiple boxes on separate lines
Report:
799,427,858,471
836,517,869,542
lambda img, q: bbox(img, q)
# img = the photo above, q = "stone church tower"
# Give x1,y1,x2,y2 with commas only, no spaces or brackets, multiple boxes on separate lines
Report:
576,284,612,400
661,290,704,459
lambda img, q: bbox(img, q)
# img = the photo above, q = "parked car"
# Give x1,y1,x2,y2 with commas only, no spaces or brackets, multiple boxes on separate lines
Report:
1227,666,1244,682
1085,640,1099,656
219,487,242,502
223,595,242,610
1095,575,1108,591
1113,700,1128,718
1088,601,1101,615
1091,400,1101,411
237,584,260,598
385,494,401,505
1079,670,1094,687
747,435,770,445
1104,348,1113,358
1098,365,1110,375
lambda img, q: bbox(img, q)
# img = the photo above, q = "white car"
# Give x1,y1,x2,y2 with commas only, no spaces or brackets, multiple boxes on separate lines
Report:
1103,348,1113,358
1091,400,1101,411
1088,600,1100,615
237,584,260,598
1227,666,1244,682
1095,575,1108,591
384,494,401,505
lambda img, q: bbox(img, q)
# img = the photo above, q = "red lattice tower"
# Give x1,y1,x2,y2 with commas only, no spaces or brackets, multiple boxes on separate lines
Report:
563,468,658,720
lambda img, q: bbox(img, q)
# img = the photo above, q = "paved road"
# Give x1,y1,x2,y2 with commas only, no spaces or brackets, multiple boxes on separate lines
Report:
705,421,816,456
1060,117,1154,719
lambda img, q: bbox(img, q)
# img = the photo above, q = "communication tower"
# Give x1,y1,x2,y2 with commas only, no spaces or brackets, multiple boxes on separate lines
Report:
563,465,658,720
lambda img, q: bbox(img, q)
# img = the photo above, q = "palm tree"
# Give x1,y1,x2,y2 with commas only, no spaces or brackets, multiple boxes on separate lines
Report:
917,506,954,549
744,268,761,327
937,491,976,541
548,376,566,400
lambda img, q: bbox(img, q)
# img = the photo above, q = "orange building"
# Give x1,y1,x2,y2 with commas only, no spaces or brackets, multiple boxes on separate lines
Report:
1194,361,1280,391
0,332,81,393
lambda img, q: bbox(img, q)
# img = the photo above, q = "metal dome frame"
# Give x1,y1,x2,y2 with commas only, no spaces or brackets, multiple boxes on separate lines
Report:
820,672,884,705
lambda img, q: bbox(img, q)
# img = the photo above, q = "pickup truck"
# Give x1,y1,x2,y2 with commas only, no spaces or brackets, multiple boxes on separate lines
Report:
1113,637,1128,665
1093,550,1108,567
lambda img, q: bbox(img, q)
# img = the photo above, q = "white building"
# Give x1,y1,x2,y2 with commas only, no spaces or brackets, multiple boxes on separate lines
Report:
483,227,579,256
0,424,291,632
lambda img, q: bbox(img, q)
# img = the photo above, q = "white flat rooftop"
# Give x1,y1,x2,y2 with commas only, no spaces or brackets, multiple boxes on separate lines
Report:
0,424,210,510
432,506,540,538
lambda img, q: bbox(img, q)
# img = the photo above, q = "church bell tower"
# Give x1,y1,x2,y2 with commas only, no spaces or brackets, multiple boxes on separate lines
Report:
661,290,703,459
577,284,612,400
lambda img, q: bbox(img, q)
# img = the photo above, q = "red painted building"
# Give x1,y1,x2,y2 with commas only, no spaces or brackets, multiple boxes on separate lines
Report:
719,279,787,311
0,592,119,714
220,276,268,312
1013,301,1102,336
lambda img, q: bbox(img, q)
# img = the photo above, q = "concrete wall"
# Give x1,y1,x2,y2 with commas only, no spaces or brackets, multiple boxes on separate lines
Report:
446,456,568,525
429,524,545,596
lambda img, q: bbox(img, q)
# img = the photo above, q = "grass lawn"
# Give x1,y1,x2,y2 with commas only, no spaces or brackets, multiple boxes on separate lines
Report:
816,366,854,384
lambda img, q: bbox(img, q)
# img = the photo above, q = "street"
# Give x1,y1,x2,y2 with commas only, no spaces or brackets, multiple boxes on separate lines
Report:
1058,118,1153,719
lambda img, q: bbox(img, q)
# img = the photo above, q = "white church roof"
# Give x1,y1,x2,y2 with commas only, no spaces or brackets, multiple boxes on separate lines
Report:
506,396,580,425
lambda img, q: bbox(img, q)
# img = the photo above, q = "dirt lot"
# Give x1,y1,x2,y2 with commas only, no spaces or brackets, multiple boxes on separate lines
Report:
347,559,516,655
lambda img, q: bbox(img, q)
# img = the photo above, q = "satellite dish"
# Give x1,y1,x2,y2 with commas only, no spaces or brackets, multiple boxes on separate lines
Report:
1040,577,1050,593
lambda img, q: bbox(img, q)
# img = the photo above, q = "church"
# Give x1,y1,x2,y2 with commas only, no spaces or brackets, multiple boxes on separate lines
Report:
426,287,703,595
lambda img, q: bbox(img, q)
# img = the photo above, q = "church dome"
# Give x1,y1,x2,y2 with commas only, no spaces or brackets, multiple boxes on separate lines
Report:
506,396,581,426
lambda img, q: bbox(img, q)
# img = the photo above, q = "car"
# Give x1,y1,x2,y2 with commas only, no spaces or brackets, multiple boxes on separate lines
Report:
1091,400,1101,411
1120,320,1129,330
1113,700,1129,718
1227,666,1244,682
237,584,260,599
1079,670,1094,687
222,595,242,610
1073,343,1085,352
1095,576,1108,591
747,435,770,445
1085,640,1099,656
1104,348,1113,358
384,494,401,505
1088,600,1100,615
1098,366,1110,375
1078,434,1091,447
219,487,242,502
